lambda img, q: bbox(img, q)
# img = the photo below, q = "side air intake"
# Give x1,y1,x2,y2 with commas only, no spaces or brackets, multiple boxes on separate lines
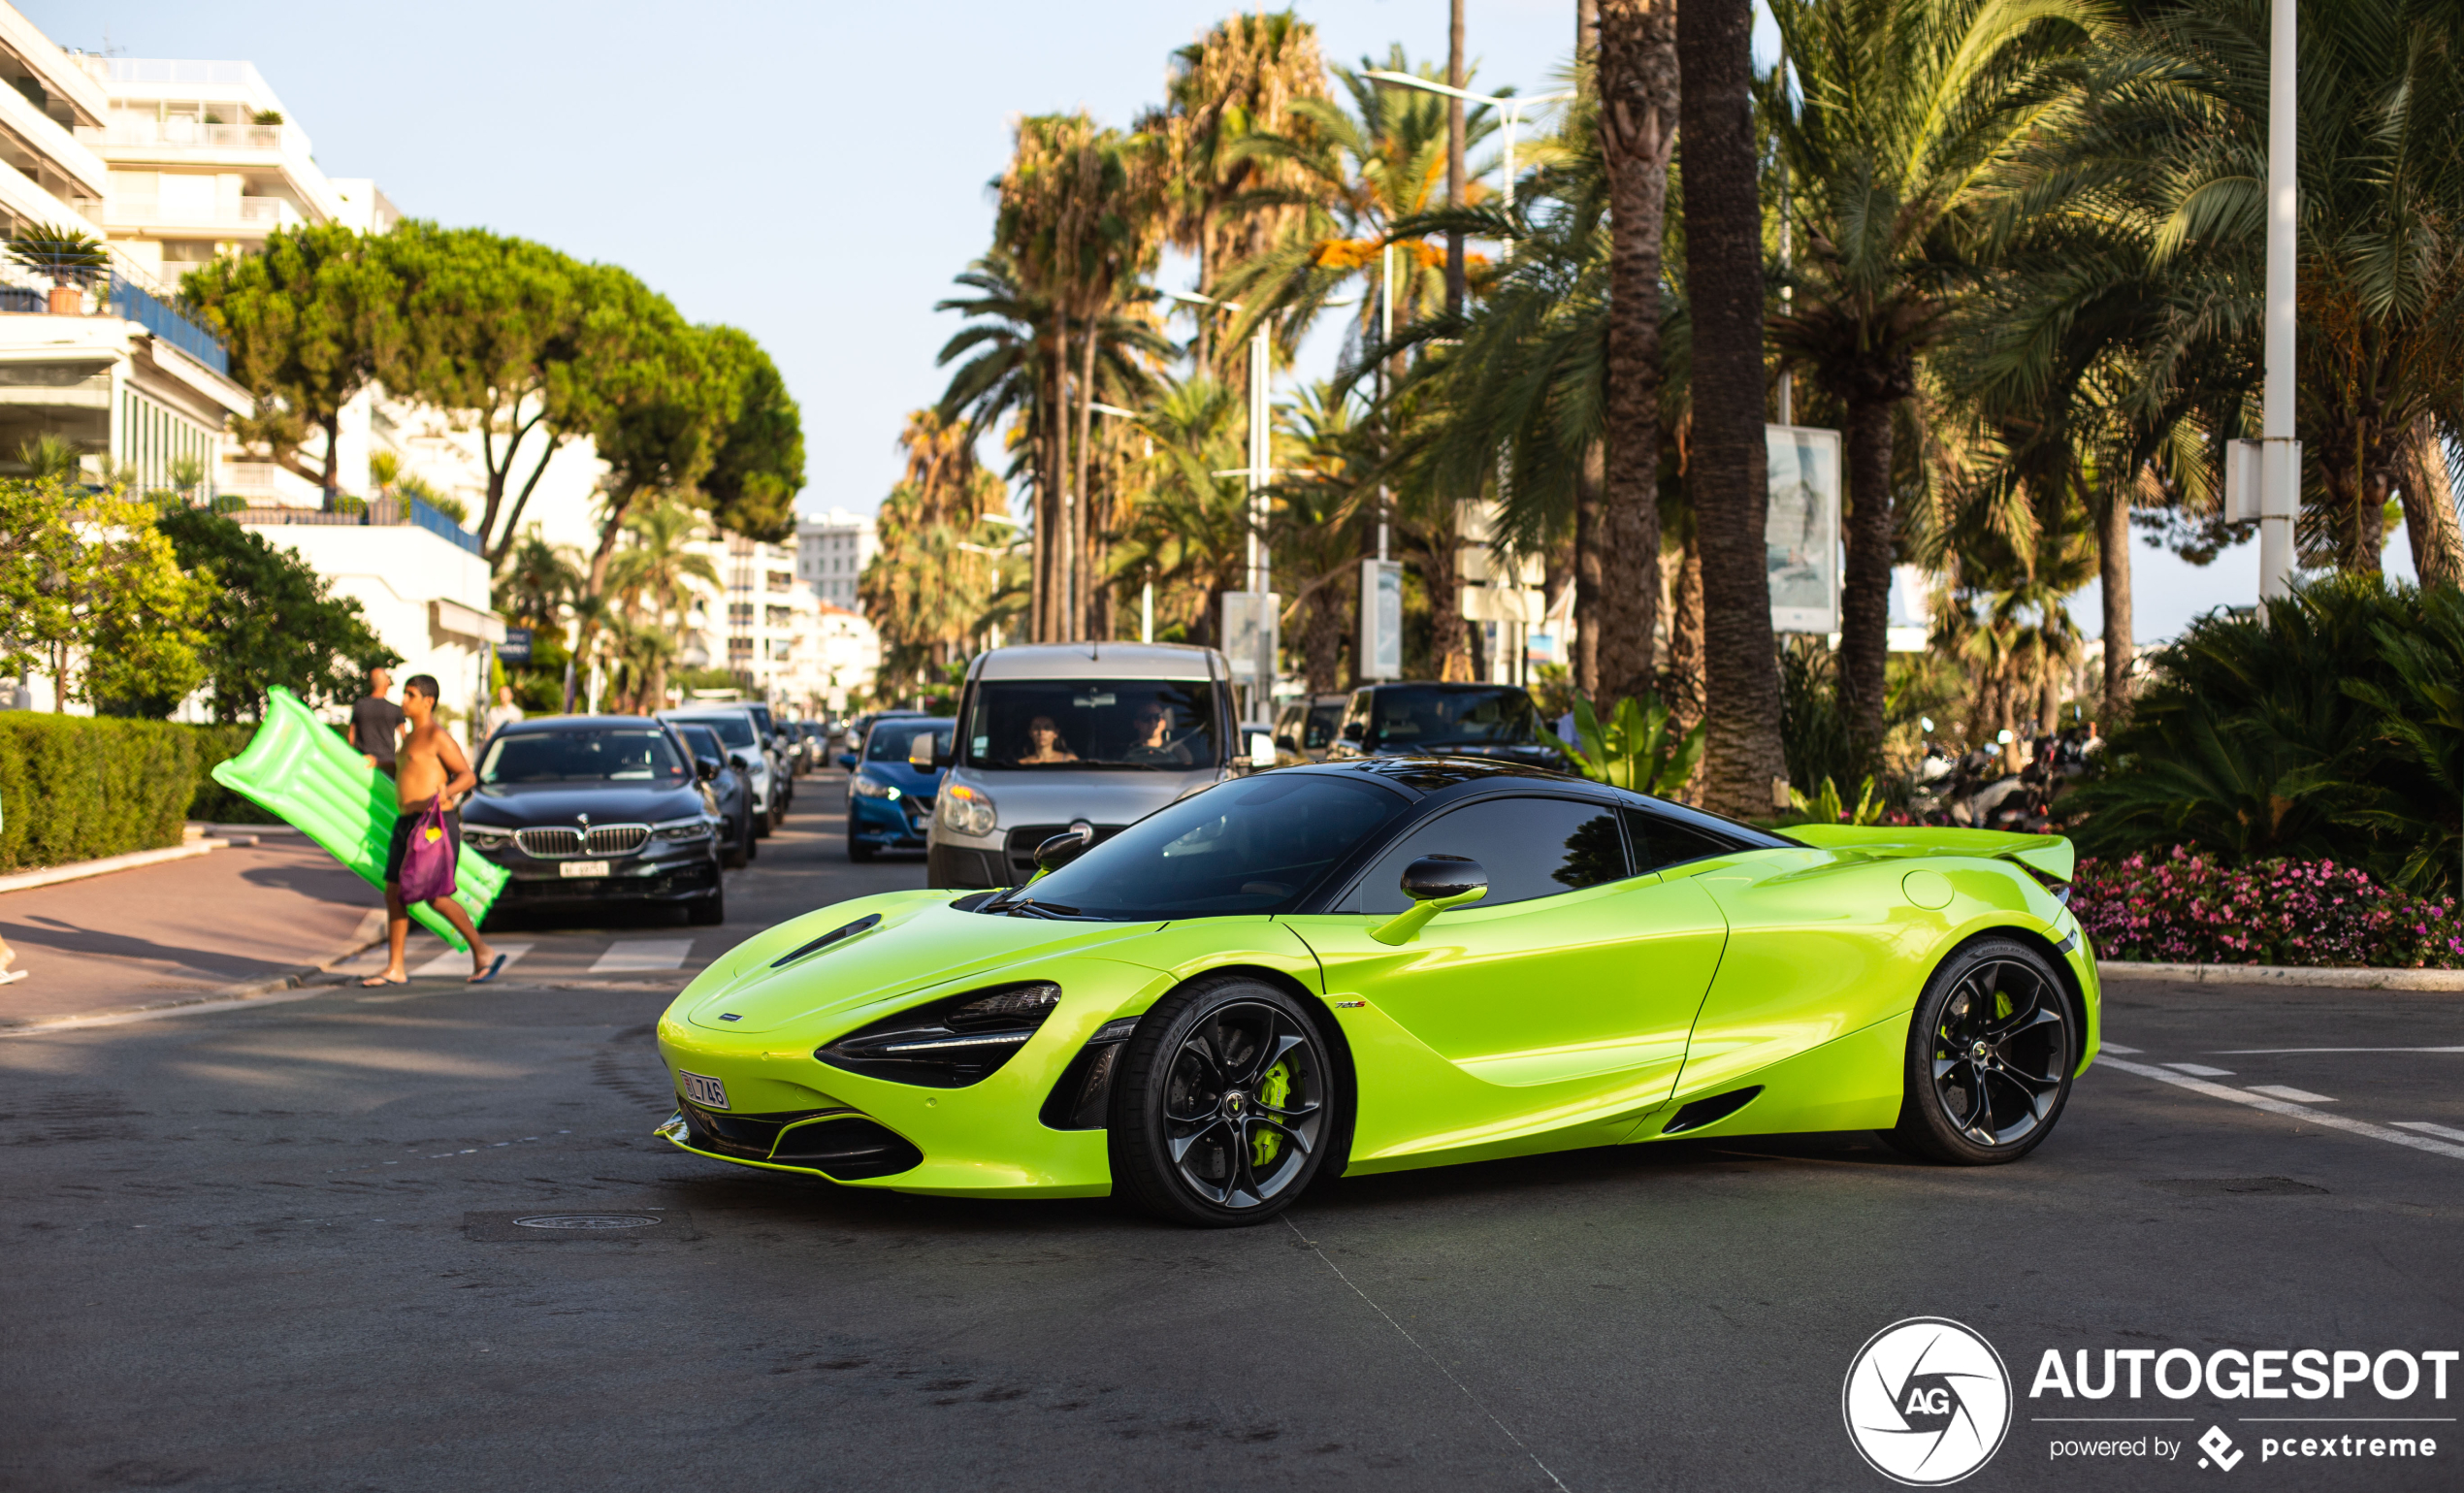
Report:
1660,1086,1765,1135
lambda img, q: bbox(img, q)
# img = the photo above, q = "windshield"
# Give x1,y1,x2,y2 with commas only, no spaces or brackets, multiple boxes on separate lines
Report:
867,719,952,763
962,679,1220,771
482,729,687,785
674,724,723,762
666,713,756,749
1361,686,1540,751
992,772,1408,919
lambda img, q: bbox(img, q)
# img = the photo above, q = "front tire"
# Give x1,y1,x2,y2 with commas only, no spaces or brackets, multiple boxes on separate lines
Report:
1110,975,1345,1227
685,883,726,926
1887,936,2075,1164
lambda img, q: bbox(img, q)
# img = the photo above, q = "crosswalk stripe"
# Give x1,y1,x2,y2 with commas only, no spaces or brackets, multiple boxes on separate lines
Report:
589,939,695,974
2393,1120,2464,1144
411,943,534,979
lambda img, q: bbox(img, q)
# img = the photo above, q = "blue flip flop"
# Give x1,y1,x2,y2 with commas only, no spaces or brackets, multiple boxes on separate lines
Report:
470,953,508,985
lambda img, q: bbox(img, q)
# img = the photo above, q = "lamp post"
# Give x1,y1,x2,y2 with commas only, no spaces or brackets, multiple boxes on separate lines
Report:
1360,73,1574,247
2259,0,2299,600
1160,287,1275,712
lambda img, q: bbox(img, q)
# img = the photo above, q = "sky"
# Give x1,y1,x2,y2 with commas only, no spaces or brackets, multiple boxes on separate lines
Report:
41,0,2408,642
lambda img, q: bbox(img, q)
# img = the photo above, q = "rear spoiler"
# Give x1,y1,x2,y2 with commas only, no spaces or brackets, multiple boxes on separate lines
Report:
1784,824,2075,885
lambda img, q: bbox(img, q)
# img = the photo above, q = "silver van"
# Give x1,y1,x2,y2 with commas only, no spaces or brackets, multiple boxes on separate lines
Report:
924,642,1242,889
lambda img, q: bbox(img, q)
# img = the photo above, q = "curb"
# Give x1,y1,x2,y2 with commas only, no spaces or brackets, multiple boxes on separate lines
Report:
0,908,389,1035
0,840,227,895
2098,959,2464,992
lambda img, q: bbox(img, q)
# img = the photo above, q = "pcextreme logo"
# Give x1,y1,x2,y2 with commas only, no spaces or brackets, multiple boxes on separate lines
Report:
1843,1317,2015,1485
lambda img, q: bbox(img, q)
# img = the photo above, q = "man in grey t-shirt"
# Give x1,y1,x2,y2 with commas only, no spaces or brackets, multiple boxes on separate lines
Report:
350,667,406,776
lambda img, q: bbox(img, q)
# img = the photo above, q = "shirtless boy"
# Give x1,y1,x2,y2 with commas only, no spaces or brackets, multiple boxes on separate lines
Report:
362,674,505,987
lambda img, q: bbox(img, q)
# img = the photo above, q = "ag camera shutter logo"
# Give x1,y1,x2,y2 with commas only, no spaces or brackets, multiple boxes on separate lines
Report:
1843,1317,2014,1484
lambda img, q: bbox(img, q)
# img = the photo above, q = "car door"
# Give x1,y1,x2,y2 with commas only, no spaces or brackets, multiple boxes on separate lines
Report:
1281,793,1731,1169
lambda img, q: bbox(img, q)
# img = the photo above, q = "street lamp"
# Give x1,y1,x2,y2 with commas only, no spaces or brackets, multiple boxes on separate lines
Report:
2258,0,2299,600
1159,286,1276,710
1360,73,1574,230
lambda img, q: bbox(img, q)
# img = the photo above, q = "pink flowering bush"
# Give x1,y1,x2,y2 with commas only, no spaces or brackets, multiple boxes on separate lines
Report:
2071,846,2464,969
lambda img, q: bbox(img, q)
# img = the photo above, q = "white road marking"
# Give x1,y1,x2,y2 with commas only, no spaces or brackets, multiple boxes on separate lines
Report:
2393,1121,2464,1144
411,942,533,978
2097,1056,2464,1161
2218,1046,2464,1055
2162,1062,2236,1077
589,939,695,974
2099,1041,2143,1054
2246,1084,2337,1104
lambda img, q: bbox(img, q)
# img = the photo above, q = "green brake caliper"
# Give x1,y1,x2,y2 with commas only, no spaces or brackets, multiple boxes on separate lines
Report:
1251,1062,1291,1167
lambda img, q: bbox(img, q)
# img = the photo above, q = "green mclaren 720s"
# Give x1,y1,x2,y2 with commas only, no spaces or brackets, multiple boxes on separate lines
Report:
654,757,2097,1226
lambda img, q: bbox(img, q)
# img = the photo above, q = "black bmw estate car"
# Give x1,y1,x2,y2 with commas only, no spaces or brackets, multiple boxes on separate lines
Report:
461,717,728,925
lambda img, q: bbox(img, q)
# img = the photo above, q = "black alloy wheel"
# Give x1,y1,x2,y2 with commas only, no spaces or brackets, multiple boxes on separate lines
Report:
1111,975,1346,1227
1888,936,2075,1164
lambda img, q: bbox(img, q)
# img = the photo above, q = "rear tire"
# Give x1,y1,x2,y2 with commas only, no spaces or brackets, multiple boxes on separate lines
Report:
753,808,771,839
1886,936,2075,1165
721,817,749,869
1110,975,1347,1227
846,831,875,863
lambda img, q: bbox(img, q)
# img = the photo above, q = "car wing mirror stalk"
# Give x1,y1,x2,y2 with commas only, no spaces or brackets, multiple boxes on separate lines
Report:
1371,855,1488,946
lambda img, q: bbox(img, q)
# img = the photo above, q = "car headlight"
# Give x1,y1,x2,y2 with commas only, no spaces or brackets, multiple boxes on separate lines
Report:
654,816,715,842
938,782,997,838
850,775,896,799
464,825,512,850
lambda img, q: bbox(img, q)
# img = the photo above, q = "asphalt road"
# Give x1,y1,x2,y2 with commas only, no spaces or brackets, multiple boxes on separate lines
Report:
3,776,2457,1492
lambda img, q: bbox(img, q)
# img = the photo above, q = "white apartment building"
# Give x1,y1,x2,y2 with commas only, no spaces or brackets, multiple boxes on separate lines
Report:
797,506,876,611
812,602,882,714
672,535,830,715
0,11,250,491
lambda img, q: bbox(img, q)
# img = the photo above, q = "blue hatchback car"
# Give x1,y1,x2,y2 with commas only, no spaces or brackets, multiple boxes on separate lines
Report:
843,713,950,862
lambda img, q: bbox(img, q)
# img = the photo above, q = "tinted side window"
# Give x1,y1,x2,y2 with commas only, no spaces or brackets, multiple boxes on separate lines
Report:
1343,796,1630,914
1620,806,1735,872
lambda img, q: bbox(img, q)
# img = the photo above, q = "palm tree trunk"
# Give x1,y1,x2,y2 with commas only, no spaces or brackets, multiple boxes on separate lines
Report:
1074,328,1098,641
1836,393,1896,753
1573,438,1604,697
1677,0,1788,820
1421,517,1470,681
2399,414,2464,591
2096,479,2134,721
1305,575,1347,693
1596,0,1678,703
1666,528,1704,726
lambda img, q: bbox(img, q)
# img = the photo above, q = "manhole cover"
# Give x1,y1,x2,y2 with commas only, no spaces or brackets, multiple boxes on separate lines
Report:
514,1214,660,1230
463,1210,695,1241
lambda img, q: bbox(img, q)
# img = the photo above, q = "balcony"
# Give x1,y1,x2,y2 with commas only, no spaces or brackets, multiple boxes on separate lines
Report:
0,245,231,375
212,495,486,559
103,195,303,233
77,118,312,162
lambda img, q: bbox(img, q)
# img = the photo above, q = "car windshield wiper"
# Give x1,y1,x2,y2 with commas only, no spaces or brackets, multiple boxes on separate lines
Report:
1001,895,1083,919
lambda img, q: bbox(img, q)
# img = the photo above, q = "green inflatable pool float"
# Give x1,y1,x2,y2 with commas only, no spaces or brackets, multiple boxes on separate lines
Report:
211,687,508,950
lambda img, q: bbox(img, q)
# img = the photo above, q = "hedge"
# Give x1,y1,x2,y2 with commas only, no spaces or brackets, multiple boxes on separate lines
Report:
2073,846,2464,969
0,715,279,872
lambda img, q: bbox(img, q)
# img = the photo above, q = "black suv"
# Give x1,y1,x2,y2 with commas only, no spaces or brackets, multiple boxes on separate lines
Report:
1322,682,1561,767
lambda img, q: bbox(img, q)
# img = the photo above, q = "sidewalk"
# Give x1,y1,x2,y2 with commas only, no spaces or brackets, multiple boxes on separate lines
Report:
0,835,381,1026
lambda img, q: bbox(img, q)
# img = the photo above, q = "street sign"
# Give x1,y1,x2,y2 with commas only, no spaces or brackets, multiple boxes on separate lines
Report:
1767,423,1842,634
1358,560,1403,680
499,626,534,664
1220,591,1280,685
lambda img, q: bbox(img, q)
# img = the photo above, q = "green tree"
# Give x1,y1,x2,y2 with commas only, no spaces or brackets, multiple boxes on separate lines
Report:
0,479,207,711
697,325,808,543
152,507,399,721
581,282,724,596
604,495,722,713
379,224,595,567
1765,0,2099,751
183,222,400,502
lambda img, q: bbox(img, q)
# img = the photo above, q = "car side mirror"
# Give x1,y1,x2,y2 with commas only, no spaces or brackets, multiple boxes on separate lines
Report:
1342,721,1365,742
1032,825,1094,876
908,735,952,770
1275,733,1299,753
1247,730,1277,769
1372,855,1489,946
835,752,858,770
695,754,720,782
729,752,753,772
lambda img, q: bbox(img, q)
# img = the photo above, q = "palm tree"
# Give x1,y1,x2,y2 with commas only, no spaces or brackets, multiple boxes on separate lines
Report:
1140,12,1331,370
604,496,720,713
1765,0,2100,752
1272,381,1378,690
495,526,584,630
1593,0,1683,704
1113,377,1254,649
1678,0,1791,816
